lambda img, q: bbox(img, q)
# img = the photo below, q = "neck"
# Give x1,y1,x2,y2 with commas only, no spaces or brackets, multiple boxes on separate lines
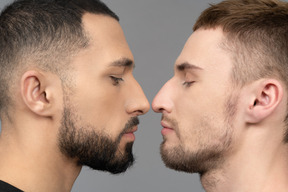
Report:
0,121,81,192
200,125,288,192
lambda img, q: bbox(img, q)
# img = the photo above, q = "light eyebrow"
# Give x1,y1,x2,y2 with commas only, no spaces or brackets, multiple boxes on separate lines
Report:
176,62,203,72
110,58,135,69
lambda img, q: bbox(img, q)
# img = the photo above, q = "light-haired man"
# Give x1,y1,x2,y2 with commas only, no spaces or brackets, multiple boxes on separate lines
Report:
153,0,288,191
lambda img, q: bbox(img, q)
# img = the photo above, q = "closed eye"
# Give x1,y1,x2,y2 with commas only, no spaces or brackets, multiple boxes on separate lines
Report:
182,81,195,87
110,76,124,86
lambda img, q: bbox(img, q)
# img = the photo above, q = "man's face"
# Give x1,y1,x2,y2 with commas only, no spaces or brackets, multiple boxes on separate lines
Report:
58,14,150,174
152,28,238,174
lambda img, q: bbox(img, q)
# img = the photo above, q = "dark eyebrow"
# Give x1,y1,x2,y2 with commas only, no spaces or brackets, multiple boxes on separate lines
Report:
176,62,203,71
110,58,135,69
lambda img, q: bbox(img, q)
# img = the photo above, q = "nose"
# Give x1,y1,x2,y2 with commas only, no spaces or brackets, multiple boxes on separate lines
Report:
152,79,174,113
126,78,150,116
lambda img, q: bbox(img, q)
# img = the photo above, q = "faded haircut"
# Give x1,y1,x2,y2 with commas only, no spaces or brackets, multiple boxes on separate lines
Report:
193,0,288,142
0,0,119,118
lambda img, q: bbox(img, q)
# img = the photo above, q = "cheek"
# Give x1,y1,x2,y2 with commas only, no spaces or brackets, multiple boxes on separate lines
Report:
175,94,229,146
72,87,127,136
176,82,227,121
178,114,230,153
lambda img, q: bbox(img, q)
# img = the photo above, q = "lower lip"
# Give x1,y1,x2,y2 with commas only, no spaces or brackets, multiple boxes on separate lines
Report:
161,127,174,135
123,132,135,141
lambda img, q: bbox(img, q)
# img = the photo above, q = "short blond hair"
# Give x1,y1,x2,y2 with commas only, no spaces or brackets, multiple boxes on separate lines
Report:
194,0,288,141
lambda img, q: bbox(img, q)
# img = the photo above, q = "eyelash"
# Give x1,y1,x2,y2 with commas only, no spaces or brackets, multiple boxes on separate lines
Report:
182,81,195,87
110,76,124,86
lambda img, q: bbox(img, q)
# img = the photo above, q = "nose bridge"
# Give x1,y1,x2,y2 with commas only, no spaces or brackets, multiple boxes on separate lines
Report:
152,78,174,113
126,77,150,115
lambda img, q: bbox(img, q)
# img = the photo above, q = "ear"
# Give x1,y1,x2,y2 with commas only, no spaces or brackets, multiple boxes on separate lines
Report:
21,70,59,117
245,79,283,124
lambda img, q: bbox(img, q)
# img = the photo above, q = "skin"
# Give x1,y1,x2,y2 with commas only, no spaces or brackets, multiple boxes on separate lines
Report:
0,13,149,192
153,27,233,158
153,28,288,192
65,14,149,153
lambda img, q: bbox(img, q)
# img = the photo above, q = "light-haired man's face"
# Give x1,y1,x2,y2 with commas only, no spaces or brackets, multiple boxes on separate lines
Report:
58,14,150,174
152,28,239,174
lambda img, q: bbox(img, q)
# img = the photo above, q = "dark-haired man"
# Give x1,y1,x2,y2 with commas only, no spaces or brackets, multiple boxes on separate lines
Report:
0,0,149,191
153,0,288,191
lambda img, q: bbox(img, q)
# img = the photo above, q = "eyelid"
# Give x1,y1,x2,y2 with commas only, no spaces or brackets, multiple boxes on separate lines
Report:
182,81,195,87
110,76,124,86
182,72,196,86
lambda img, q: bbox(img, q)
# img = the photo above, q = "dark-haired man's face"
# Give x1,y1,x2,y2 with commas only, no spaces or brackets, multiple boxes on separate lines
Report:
152,28,238,175
58,14,150,174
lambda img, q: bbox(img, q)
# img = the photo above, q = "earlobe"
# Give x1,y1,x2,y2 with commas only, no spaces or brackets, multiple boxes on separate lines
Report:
246,79,283,124
21,71,51,116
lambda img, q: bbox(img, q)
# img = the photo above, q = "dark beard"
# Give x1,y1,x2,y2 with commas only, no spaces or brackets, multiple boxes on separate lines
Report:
58,107,138,174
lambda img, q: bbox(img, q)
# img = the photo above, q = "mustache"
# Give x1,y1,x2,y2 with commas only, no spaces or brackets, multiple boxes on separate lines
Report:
116,116,139,144
161,115,178,128
161,115,181,139
123,116,139,133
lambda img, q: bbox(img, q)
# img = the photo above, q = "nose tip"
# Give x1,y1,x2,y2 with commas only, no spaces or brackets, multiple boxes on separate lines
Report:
152,80,173,114
127,79,151,116
128,95,150,117
138,97,150,115
152,96,160,113
152,93,165,113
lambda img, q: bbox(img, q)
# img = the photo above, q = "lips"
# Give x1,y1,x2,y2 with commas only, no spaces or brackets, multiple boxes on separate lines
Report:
161,121,173,130
161,121,174,136
122,126,138,141
124,126,138,134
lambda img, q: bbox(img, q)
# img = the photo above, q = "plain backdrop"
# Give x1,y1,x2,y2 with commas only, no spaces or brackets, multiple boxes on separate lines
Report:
2,0,286,192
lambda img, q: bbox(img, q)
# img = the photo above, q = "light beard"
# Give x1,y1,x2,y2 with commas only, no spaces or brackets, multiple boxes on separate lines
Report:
160,137,228,175
58,106,139,174
160,93,237,176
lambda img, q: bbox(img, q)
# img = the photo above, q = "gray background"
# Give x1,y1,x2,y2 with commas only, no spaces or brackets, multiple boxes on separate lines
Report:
0,0,254,191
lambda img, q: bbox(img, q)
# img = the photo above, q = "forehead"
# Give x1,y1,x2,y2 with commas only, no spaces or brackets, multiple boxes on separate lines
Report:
175,28,232,72
81,13,134,65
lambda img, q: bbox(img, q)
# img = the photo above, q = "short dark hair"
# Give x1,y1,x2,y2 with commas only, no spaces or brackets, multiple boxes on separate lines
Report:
0,0,119,117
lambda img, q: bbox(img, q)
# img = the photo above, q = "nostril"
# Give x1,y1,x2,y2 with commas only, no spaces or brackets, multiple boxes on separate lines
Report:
137,110,143,115
131,109,145,116
158,108,165,113
153,106,163,113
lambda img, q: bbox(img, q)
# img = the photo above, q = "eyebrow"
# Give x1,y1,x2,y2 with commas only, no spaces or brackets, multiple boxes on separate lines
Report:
176,62,203,71
110,58,135,69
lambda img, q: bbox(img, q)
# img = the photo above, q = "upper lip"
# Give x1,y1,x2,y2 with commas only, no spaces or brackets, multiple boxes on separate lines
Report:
124,126,138,134
161,121,173,129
